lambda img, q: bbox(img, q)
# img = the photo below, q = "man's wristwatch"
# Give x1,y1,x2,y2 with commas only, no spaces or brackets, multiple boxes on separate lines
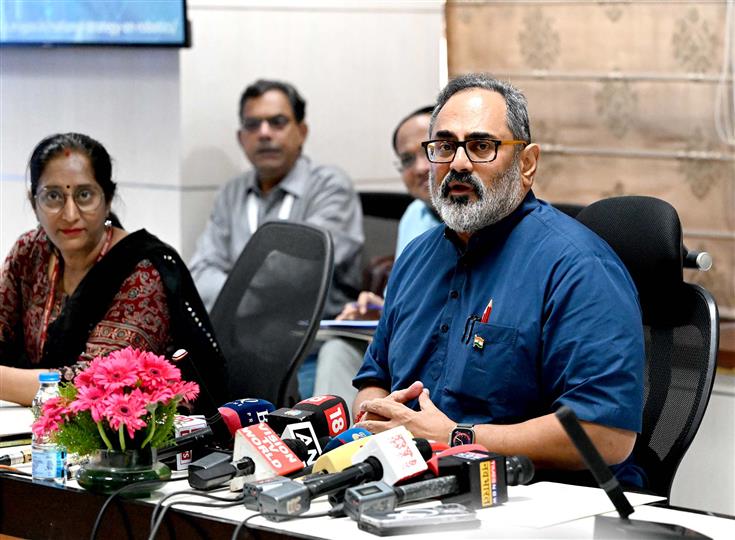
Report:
450,423,475,447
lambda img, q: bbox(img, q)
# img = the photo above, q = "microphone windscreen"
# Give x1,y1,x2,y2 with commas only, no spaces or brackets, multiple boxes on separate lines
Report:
311,435,372,474
413,438,434,461
506,455,534,486
230,422,305,491
295,395,349,438
219,398,275,435
352,426,427,485
322,427,371,453
283,438,310,462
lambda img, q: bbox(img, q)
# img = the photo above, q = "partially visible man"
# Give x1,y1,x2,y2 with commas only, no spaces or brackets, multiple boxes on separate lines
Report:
190,80,363,318
353,74,646,487
313,106,441,404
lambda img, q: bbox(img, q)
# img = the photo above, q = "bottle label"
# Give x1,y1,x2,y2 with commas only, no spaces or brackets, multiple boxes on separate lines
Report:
32,448,66,481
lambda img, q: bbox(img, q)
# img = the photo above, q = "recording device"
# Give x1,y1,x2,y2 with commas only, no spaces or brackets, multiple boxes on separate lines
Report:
242,476,295,510
188,454,255,491
344,449,534,519
357,503,481,536
229,422,306,491
157,397,275,462
188,438,309,490
265,395,349,466
555,406,711,540
258,427,429,520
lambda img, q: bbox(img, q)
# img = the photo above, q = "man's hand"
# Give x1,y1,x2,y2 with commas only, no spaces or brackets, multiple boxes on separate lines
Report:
337,291,384,321
356,385,455,443
355,381,424,422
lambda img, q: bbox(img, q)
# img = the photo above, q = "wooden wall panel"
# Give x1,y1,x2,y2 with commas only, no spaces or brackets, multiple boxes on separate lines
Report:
446,0,735,316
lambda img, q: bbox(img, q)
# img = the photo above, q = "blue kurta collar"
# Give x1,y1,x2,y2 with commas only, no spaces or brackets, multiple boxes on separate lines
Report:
443,190,539,258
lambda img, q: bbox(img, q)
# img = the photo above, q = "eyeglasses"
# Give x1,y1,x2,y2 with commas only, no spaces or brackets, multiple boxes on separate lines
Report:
241,114,292,132
35,186,104,214
421,138,527,164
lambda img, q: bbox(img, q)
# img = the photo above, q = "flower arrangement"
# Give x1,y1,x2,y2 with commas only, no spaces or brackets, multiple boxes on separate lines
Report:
32,347,199,456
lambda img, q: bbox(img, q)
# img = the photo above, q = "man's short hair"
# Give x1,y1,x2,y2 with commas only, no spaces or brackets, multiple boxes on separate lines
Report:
430,73,531,143
239,79,307,123
391,105,435,154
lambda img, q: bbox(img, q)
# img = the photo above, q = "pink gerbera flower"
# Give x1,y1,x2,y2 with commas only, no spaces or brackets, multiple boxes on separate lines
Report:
69,384,108,422
104,390,148,439
171,380,200,402
31,413,61,438
92,349,140,391
138,351,181,388
74,367,95,388
146,386,175,405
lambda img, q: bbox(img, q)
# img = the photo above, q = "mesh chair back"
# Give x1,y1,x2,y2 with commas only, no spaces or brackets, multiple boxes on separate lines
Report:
358,191,414,294
209,222,334,408
576,196,719,498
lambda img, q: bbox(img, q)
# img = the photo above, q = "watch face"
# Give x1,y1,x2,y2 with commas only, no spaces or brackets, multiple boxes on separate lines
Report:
451,427,474,447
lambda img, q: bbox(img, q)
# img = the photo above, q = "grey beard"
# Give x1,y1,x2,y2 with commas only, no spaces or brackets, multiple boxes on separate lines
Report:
429,160,525,234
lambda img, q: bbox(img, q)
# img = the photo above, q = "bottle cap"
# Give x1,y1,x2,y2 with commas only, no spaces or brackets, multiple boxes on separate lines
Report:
38,371,61,383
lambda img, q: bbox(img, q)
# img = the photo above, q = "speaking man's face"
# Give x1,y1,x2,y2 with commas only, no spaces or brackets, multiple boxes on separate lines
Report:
428,89,532,235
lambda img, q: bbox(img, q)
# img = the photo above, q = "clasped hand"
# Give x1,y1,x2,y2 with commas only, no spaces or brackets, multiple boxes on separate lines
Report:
355,381,455,443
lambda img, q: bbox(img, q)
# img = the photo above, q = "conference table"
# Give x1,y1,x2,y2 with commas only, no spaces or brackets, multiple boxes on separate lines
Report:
2,406,734,540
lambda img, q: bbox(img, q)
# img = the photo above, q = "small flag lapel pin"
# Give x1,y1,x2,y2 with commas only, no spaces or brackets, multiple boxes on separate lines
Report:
472,334,485,349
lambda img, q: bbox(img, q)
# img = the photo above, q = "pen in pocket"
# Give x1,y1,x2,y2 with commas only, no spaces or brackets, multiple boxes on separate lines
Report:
480,298,493,324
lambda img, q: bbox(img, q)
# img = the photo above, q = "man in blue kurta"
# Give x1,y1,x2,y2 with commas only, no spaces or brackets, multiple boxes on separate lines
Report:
353,74,646,487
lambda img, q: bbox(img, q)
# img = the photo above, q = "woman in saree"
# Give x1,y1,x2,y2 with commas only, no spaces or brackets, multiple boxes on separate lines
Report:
0,133,228,409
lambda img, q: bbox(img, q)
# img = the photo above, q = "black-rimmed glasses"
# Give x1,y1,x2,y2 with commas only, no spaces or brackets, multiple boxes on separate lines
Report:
421,138,527,164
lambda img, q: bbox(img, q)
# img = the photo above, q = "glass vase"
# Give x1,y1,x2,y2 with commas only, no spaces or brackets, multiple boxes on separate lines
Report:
76,448,171,498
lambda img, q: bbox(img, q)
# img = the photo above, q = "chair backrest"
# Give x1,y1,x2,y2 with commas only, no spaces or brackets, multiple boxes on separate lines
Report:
358,191,413,293
208,221,334,408
551,202,585,219
576,196,719,498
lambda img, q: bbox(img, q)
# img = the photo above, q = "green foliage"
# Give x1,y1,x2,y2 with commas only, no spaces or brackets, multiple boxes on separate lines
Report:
147,400,179,449
53,411,104,456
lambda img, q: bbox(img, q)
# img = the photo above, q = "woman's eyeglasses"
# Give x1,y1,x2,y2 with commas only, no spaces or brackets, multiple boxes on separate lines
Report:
35,186,104,214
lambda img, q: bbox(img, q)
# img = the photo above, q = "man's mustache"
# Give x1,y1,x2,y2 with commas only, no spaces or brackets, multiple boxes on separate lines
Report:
440,171,482,198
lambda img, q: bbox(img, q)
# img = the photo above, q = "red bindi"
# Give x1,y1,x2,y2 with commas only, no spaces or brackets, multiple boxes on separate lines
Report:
64,149,71,157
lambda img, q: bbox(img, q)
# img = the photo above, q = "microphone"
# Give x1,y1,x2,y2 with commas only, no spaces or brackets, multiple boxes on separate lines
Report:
555,406,712,539
311,434,374,474
344,449,533,520
436,450,533,508
228,422,307,492
257,426,429,520
321,427,371,453
157,397,275,462
294,395,350,438
188,438,308,491
219,398,276,435
265,395,349,466
555,406,633,518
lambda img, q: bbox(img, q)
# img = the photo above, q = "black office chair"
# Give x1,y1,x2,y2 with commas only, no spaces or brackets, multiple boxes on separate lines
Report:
358,191,414,294
576,196,719,499
208,221,334,408
551,202,585,218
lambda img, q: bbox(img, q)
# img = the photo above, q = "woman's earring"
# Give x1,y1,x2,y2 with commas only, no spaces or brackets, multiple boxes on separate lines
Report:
104,218,112,228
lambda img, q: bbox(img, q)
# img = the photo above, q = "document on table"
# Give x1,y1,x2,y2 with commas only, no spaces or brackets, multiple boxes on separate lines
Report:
317,320,379,342
0,401,33,447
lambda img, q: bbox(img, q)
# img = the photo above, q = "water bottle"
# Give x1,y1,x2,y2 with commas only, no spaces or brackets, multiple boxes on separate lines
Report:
31,371,66,484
